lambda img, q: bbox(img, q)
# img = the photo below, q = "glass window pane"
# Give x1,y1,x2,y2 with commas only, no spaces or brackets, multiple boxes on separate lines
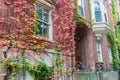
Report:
35,5,50,38
96,42,103,62
36,5,42,20
43,23,49,37
43,10,49,22
95,11,102,22
78,0,82,6
78,6,84,16
38,22,43,35
96,42,100,51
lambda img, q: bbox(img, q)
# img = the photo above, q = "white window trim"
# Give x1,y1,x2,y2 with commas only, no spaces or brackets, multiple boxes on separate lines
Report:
102,1,108,22
48,11,53,41
96,42,103,62
36,0,53,41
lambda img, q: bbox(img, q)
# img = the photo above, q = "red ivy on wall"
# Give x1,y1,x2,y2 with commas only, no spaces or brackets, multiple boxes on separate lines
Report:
0,0,76,54
52,0,75,53
0,0,49,51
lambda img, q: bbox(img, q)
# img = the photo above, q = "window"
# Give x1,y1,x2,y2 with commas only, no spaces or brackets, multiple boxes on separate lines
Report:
108,47,113,63
36,5,50,38
78,0,84,16
94,1,102,22
96,42,103,62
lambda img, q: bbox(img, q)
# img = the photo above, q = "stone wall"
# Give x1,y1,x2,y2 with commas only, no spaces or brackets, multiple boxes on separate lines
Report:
74,71,118,80
0,47,56,80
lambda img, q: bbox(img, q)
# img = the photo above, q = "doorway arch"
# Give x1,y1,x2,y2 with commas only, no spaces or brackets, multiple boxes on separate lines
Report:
74,22,95,71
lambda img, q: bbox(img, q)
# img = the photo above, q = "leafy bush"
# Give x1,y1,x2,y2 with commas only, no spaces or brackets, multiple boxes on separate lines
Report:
27,62,51,80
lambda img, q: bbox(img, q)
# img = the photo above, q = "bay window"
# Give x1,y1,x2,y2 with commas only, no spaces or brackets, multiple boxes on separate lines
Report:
94,0,108,22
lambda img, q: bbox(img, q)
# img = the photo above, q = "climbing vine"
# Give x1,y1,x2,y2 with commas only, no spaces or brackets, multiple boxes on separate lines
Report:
74,0,91,28
109,0,120,69
107,0,120,70
0,57,25,80
112,0,118,24
116,25,120,50
54,51,63,79
52,0,75,53
27,62,51,80
108,31,119,70
0,55,52,80
0,0,50,52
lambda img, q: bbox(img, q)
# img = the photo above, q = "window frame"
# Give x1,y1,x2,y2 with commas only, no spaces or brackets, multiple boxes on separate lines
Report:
36,5,50,37
35,1,53,41
96,41,103,62
78,0,85,17
94,0,108,22
103,1,108,22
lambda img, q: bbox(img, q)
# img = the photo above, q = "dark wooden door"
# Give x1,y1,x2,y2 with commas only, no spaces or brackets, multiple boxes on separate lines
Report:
75,39,83,63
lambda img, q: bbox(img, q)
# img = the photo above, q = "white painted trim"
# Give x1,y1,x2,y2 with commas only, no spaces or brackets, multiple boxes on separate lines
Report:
92,22,110,35
49,11,53,41
82,0,85,18
45,49,57,54
37,0,53,10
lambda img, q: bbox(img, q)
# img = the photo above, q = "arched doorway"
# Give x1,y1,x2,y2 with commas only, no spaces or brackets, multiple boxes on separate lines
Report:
74,23,95,71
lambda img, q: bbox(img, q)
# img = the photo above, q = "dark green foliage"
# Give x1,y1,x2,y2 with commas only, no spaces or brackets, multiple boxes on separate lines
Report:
116,25,120,49
112,0,118,24
108,0,120,70
27,62,51,80
108,32,119,70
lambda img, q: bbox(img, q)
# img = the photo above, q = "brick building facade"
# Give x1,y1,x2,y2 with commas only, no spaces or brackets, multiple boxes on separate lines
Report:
0,0,119,80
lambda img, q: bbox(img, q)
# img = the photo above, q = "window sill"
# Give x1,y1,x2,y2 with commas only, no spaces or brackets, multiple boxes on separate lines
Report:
32,35,54,43
46,39,55,44
41,37,54,43
44,49,57,54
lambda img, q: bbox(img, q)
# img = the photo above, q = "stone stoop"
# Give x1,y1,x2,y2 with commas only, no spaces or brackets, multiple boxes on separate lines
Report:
73,71,118,80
